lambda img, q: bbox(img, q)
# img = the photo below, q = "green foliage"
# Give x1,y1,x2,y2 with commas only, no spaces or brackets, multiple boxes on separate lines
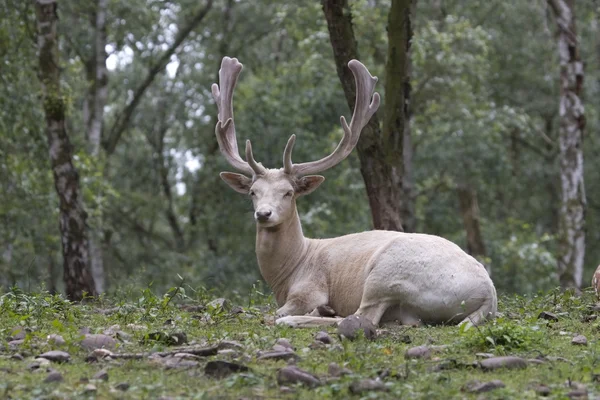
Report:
460,317,544,353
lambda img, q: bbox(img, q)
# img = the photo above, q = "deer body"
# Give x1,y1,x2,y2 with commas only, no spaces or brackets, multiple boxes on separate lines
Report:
213,57,497,326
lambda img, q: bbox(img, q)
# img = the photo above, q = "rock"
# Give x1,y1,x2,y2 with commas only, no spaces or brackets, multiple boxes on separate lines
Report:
79,326,91,335
462,380,505,393
231,306,244,314
480,356,527,371
532,384,551,396
28,358,51,370
8,339,24,349
275,338,294,350
218,340,244,350
279,386,294,394
207,298,231,311
538,311,559,322
142,331,188,346
257,351,300,362
316,305,337,317
475,353,495,358
83,384,97,394
173,353,202,360
161,357,199,369
328,362,352,377
277,366,320,387
567,389,588,399
405,346,431,359
315,331,332,344
205,360,249,379
9,326,27,340
349,379,388,394
80,334,117,351
44,371,64,383
272,344,291,352
337,315,376,340
47,334,66,346
38,350,70,363
10,353,24,361
93,368,109,381
572,335,587,346
115,382,130,391
309,341,326,350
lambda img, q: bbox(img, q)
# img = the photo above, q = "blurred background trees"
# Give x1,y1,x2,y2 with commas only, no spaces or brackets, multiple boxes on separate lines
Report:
0,0,598,298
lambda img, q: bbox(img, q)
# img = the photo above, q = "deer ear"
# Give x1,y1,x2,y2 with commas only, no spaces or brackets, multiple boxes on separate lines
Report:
220,172,252,194
296,175,325,196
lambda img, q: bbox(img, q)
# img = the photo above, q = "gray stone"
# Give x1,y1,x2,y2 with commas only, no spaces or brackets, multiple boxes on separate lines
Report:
38,350,70,363
80,334,117,351
207,298,231,311
480,356,527,371
572,335,587,346
275,338,294,350
44,371,64,383
337,315,376,340
9,326,27,340
405,345,431,359
257,351,300,362
47,334,66,346
205,360,249,379
538,311,559,322
349,379,388,394
93,368,109,381
462,380,505,393
277,366,320,387
315,331,332,344
115,382,130,391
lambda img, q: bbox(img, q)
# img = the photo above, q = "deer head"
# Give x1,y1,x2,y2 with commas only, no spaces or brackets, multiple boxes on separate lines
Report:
212,57,380,228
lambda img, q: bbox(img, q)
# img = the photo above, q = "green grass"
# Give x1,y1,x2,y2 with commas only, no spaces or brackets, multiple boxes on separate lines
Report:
1,286,600,399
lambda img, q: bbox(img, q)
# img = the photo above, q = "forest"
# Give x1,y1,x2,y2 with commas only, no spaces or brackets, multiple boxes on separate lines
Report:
0,0,598,300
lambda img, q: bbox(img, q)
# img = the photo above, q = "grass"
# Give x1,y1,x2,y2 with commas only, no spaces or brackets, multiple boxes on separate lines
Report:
1,286,600,399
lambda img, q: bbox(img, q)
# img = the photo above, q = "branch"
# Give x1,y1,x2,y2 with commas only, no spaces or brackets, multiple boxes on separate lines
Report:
103,0,214,154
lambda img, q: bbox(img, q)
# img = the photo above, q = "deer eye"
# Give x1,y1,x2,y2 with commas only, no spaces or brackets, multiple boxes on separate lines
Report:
284,191,293,198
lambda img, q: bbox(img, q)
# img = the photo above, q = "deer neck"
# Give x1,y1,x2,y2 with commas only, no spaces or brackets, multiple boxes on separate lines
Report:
255,205,308,303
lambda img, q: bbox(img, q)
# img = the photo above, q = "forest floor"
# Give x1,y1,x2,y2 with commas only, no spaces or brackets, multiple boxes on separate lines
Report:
1,287,599,399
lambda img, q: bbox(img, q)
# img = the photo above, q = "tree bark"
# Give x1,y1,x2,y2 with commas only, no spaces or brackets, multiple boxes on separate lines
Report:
548,0,586,290
457,184,489,275
36,0,97,301
85,0,109,294
322,0,412,231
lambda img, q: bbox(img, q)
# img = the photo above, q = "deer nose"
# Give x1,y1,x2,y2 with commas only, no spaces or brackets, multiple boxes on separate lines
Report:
255,210,272,222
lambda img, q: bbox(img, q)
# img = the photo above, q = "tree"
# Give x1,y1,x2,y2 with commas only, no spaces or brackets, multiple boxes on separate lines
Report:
35,0,96,300
547,0,586,290
321,0,413,231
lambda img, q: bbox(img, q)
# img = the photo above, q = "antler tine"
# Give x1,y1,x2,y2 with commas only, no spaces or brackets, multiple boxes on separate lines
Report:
245,140,265,175
285,59,380,176
212,57,265,176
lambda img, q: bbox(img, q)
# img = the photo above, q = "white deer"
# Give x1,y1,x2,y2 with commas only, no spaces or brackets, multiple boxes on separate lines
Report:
212,57,497,327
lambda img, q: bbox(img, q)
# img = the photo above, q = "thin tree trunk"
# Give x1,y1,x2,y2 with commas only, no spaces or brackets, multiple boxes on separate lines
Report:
86,0,109,294
36,0,97,301
457,184,489,275
322,0,411,231
547,0,586,290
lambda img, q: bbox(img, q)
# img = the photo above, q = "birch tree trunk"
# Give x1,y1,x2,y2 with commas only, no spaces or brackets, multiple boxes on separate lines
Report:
548,0,586,290
36,0,97,300
322,0,412,231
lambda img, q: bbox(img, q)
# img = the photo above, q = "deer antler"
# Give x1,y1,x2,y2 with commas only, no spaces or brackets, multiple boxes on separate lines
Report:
212,57,265,176
283,59,380,176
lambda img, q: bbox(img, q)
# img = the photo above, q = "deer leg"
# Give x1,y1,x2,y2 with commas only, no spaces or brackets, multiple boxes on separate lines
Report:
276,290,327,318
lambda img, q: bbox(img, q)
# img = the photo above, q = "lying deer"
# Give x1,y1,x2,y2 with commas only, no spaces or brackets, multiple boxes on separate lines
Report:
212,57,497,327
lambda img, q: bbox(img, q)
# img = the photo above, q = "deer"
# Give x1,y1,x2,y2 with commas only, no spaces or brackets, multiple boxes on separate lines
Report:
212,56,497,328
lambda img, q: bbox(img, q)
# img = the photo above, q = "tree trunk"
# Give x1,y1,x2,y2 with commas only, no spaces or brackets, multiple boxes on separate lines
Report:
548,0,586,290
84,0,109,294
457,184,489,275
322,0,412,231
36,0,97,301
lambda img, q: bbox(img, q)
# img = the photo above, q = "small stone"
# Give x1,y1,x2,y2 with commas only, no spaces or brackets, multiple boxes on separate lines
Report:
231,306,244,314
275,338,294,350
279,386,294,394
475,353,495,358
533,384,551,396
405,345,431,359
162,357,199,369
480,356,527,371
38,350,70,363
93,368,109,381
257,351,300,362
572,335,587,346
462,380,505,393
10,353,24,361
538,311,559,322
349,379,388,394
9,326,27,340
80,334,117,351
309,341,326,350
115,382,130,391
316,305,337,317
272,344,291,352
205,360,249,379
79,327,91,335
337,315,376,340
83,384,97,393
44,371,64,383
207,298,231,311
277,366,320,388
47,334,66,346
567,390,588,399
8,339,24,349
315,331,332,344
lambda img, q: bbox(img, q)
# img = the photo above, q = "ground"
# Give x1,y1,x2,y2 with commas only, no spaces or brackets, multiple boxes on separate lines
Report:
1,286,599,399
